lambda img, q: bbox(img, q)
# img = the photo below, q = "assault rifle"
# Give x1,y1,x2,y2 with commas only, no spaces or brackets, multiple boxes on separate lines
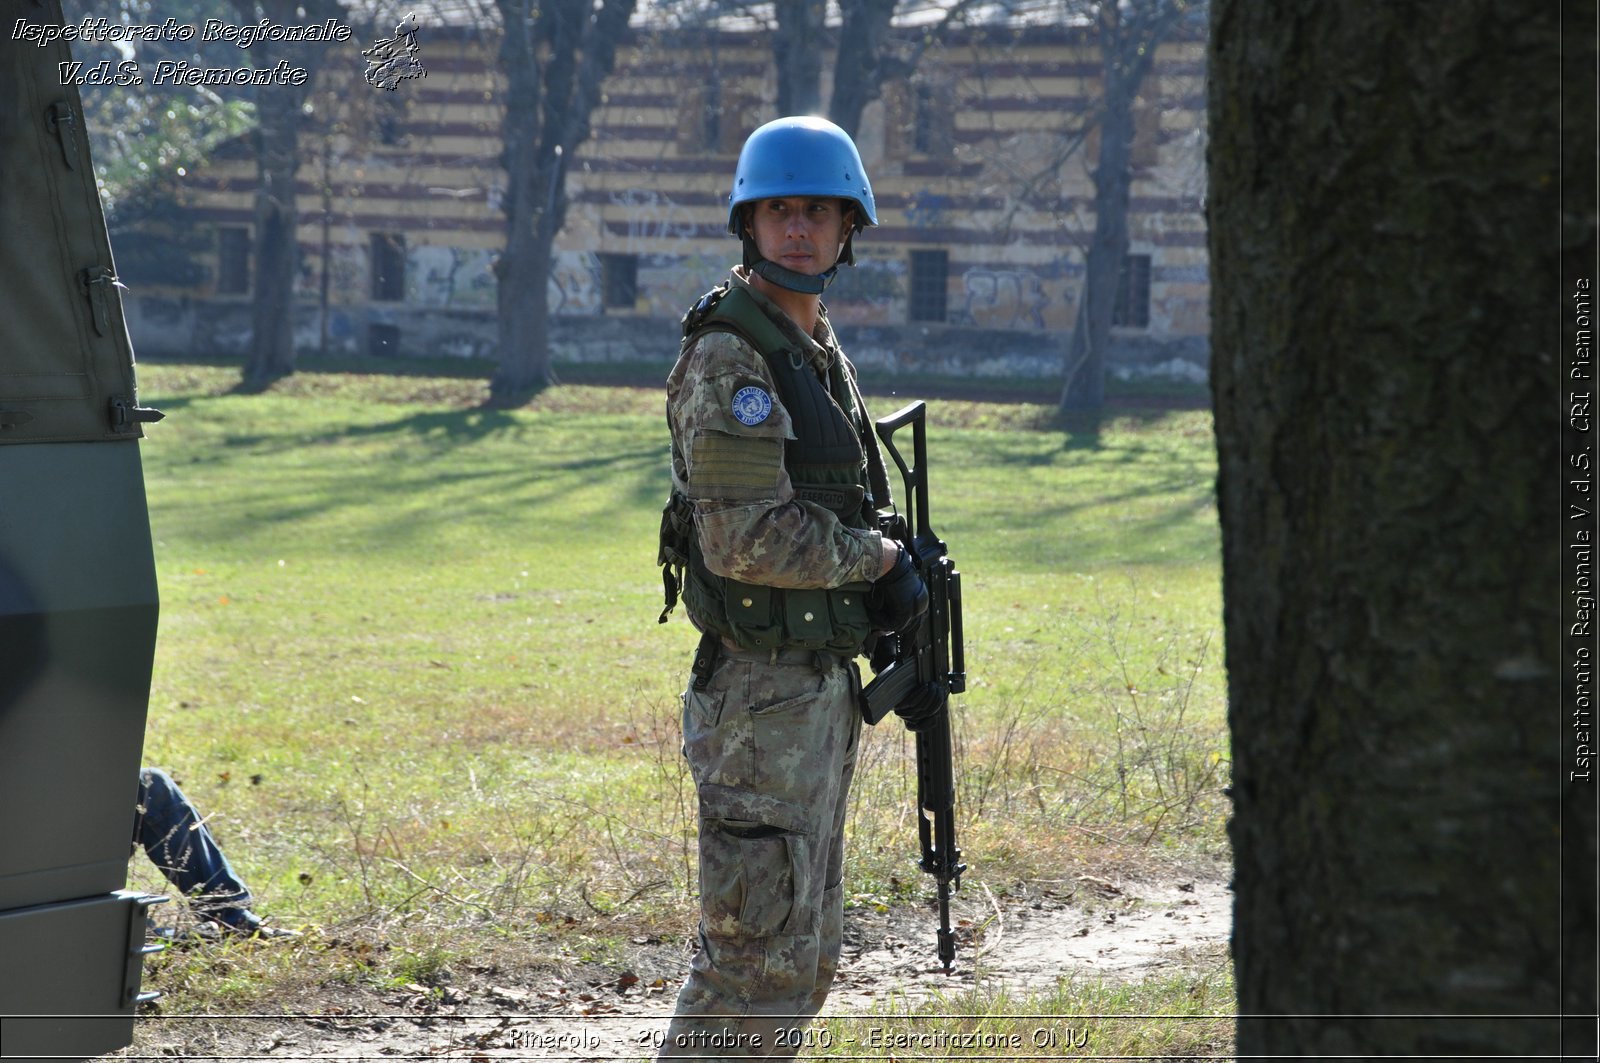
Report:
861,401,967,973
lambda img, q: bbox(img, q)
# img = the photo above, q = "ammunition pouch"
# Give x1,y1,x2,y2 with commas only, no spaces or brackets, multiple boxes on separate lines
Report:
658,491,873,654
717,578,873,654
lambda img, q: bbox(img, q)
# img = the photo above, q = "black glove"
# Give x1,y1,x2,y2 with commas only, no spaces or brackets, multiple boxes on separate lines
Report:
894,683,947,733
867,547,929,634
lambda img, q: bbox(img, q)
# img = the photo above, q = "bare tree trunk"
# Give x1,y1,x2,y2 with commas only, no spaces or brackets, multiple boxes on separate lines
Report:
238,0,326,386
493,168,562,396
828,0,980,139
1059,0,1179,412
1058,36,1131,411
245,74,301,385
829,0,897,137
773,0,824,117
1211,0,1587,1056
491,0,548,399
490,0,634,405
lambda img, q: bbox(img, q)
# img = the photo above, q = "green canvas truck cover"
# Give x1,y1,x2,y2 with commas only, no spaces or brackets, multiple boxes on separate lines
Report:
1,0,151,444
1,2,163,1056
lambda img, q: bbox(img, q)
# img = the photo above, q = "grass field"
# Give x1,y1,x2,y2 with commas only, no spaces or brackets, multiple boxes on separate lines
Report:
125,359,1231,1055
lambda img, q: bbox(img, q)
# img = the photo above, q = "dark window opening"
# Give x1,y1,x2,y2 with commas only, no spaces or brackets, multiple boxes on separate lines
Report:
216,226,251,295
912,82,955,156
699,76,721,152
909,249,949,323
370,232,406,302
1113,253,1152,328
679,77,726,154
1130,100,1161,169
600,253,638,310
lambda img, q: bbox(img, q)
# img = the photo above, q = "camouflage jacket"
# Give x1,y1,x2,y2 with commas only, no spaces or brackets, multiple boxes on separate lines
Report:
666,268,885,591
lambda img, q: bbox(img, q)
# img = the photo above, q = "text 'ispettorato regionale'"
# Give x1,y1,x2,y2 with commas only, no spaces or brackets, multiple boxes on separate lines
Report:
12,16,353,87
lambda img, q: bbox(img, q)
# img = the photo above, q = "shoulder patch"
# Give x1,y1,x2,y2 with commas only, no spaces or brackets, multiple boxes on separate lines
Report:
732,385,773,426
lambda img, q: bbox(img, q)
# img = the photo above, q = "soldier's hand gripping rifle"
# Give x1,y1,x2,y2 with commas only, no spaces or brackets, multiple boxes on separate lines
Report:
861,401,967,973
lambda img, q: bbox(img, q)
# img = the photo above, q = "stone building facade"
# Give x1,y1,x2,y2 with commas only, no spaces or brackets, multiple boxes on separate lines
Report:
123,15,1209,383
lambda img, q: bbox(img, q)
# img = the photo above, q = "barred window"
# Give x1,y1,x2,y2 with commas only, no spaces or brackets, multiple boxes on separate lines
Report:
1113,253,1152,328
884,80,956,160
370,232,406,302
677,78,752,154
1131,100,1161,169
677,78,719,153
913,82,956,156
909,249,949,323
600,253,638,310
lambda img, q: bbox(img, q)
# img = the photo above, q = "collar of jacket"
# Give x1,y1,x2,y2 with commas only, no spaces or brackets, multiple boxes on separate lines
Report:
729,267,839,376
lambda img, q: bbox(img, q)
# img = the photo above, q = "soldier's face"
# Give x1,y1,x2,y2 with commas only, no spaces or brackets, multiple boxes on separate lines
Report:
747,197,852,275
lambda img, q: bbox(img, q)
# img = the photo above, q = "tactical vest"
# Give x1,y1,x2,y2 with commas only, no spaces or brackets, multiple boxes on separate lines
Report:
659,283,884,655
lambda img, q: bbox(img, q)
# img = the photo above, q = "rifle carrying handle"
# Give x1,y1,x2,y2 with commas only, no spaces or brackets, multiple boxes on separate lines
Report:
875,401,929,542
876,400,925,437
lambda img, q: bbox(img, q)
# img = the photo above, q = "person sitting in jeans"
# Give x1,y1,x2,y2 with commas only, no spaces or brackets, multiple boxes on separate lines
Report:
134,767,297,939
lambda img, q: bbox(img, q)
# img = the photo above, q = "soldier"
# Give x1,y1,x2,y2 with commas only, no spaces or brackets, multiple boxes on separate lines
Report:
656,116,934,1058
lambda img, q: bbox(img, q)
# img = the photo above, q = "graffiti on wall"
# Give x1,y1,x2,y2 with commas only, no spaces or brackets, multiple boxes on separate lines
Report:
305,241,611,314
639,252,727,316
959,267,1053,330
412,246,497,309
905,188,951,231
609,188,701,250
549,251,602,313
305,241,367,300
824,257,904,325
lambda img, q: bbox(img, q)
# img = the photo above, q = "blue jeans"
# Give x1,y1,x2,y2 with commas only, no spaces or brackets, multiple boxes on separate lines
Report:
133,767,257,928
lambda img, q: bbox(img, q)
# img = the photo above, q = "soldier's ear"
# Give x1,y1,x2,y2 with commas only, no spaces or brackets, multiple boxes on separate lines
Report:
838,204,858,263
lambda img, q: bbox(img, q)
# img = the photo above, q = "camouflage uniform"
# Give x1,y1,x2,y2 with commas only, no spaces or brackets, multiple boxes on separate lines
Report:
661,268,883,1060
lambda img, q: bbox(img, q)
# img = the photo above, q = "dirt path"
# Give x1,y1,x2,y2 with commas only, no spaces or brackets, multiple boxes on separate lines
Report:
121,875,1230,1062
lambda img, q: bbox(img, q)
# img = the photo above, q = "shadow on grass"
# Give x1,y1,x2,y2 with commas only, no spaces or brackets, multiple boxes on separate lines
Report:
141,354,1211,414
1054,408,1108,450
143,351,499,381
330,407,523,446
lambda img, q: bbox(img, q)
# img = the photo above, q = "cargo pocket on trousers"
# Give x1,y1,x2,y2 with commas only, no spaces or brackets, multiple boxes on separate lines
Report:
697,784,815,940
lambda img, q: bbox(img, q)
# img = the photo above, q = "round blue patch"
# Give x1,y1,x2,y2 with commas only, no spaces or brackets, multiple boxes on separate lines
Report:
732,386,773,427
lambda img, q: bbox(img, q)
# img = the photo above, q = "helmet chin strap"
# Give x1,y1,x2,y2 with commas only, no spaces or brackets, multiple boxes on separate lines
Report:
752,259,835,294
741,233,851,295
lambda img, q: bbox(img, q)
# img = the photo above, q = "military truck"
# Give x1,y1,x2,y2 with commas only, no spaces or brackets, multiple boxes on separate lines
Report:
0,2,166,1058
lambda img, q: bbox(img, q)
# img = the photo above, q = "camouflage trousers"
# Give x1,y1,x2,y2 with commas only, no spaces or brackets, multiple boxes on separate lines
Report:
660,646,862,1061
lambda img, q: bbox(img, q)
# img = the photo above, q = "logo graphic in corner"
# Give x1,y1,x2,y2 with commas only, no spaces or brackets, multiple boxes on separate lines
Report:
732,386,773,427
364,12,427,91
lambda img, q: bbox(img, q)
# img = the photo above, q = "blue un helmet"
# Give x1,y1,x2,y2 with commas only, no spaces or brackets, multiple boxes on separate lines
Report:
728,116,878,294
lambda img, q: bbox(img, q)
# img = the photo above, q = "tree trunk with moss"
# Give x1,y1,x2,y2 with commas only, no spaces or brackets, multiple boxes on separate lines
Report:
1210,0,1590,1055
